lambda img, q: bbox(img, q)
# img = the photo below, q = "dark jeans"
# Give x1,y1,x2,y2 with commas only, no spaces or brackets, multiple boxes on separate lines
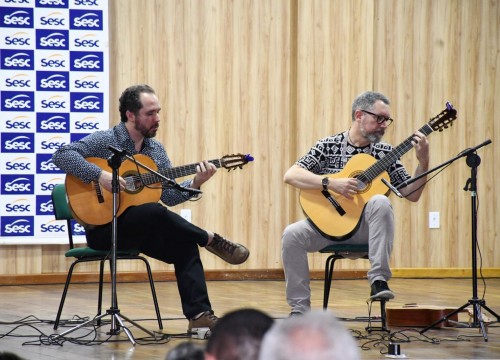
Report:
86,202,212,319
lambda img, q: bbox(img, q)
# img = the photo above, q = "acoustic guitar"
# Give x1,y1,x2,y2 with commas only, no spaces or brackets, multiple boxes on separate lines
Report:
65,153,253,226
299,103,457,240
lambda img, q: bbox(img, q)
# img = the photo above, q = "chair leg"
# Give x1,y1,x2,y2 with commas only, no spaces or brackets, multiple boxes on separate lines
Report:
323,255,337,310
138,256,163,329
54,260,79,330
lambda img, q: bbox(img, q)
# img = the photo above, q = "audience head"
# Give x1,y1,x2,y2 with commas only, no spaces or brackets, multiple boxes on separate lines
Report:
205,308,274,360
258,310,360,360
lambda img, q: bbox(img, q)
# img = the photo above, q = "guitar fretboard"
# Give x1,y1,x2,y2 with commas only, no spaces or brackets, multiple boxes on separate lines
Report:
358,124,434,184
128,159,223,187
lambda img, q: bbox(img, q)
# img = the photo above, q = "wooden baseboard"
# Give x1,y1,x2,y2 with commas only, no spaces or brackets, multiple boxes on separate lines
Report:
0,268,498,286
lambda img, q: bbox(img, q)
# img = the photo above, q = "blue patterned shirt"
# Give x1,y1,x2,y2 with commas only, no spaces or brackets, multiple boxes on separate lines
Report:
52,122,195,206
296,132,411,188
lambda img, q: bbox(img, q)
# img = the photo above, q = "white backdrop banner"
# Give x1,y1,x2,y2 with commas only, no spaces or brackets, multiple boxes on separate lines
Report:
0,0,109,244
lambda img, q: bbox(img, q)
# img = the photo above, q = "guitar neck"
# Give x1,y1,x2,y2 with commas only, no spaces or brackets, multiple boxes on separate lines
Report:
162,159,222,179
132,158,223,186
360,123,434,183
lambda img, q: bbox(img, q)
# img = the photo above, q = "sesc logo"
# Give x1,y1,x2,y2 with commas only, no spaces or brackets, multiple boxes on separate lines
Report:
74,0,99,6
70,10,102,30
1,8,33,28
71,92,103,112
4,0,30,4
37,153,60,173
1,217,34,236
74,33,100,48
5,198,32,213
37,113,69,133
5,156,32,171
40,219,66,233
40,177,64,192
1,175,34,195
70,51,103,71
36,0,68,9
40,94,67,110
1,50,34,70
4,31,31,47
36,29,69,50
5,73,32,89
1,91,35,112
40,12,66,27
5,116,32,130
2,133,34,153
73,221,85,235
74,75,100,89
40,135,66,151
75,118,100,131
37,195,54,215
39,53,66,69
36,71,69,91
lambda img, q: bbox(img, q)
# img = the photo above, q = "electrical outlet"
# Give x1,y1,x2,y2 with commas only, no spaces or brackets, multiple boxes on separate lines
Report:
180,209,192,223
429,211,440,229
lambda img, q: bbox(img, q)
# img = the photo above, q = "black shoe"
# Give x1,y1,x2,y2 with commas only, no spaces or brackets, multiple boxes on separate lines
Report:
370,280,395,300
289,311,303,318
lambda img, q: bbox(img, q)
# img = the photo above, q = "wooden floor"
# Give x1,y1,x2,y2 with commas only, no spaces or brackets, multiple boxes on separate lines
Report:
0,278,499,359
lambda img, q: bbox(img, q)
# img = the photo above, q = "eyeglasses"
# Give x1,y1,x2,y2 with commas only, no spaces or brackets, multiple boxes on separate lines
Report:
361,110,394,126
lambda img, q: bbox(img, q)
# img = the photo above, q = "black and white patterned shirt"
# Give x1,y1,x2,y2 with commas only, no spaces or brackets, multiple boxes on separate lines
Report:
296,132,411,188
52,122,195,206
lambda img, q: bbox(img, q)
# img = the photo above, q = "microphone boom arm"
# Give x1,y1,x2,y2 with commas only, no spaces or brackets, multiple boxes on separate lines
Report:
397,139,492,190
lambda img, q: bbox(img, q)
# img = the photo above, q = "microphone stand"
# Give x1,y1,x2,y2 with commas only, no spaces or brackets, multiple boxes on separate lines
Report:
407,139,499,341
53,149,159,345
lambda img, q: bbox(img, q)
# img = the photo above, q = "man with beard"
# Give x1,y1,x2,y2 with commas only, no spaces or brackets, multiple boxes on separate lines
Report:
52,84,249,331
281,91,429,316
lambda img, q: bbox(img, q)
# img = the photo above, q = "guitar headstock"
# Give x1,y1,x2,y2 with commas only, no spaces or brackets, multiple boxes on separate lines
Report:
220,153,254,171
429,102,457,132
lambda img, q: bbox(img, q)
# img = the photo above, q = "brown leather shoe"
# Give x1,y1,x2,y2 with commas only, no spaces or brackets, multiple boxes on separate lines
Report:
188,310,218,331
205,233,249,265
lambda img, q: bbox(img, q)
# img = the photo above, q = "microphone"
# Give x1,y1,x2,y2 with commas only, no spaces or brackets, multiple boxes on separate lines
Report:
108,145,127,156
381,178,403,198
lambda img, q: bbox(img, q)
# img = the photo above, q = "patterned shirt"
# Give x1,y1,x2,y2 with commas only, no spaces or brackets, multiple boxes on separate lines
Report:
296,132,411,188
52,122,195,206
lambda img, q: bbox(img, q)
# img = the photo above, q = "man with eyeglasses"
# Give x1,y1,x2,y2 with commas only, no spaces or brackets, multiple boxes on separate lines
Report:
281,91,429,316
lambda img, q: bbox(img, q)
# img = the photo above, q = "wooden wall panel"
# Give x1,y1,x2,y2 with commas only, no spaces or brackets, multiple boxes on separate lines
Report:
0,0,498,278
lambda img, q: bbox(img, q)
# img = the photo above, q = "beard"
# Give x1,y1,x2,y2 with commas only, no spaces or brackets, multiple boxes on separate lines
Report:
359,120,384,143
135,121,158,138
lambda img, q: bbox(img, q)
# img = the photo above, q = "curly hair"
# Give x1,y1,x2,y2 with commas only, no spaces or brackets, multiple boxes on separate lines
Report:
118,84,156,122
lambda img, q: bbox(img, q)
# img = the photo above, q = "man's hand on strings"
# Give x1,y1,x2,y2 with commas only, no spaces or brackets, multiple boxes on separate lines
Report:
99,171,126,192
191,161,217,189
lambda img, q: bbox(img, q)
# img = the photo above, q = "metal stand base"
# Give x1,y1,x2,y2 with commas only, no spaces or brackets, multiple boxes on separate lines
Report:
366,298,390,333
420,298,499,341
52,307,158,345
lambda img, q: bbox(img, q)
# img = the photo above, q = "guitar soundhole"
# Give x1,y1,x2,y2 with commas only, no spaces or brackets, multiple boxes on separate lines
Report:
352,172,370,194
122,171,143,194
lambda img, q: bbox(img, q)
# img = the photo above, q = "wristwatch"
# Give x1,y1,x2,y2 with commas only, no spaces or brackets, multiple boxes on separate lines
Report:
321,177,330,191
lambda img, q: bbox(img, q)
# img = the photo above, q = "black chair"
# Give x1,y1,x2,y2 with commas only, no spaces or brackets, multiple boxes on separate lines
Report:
51,183,163,330
319,243,388,332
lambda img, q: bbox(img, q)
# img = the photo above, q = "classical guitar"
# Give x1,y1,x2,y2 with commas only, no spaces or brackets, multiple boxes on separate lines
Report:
299,103,457,240
65,153,254,226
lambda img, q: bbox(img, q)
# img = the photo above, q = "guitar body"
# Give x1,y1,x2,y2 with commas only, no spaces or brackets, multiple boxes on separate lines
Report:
299,153,390,240
66,154,162,226
386,305,461,328
64,152,253,226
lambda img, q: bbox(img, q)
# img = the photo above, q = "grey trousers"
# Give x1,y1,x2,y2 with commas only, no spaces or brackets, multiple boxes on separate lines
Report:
281,194,394,313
